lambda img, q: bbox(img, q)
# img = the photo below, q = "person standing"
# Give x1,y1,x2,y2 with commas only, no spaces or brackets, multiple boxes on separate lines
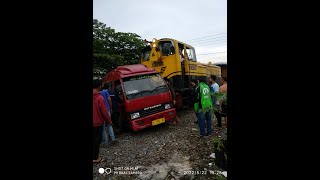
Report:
107,83,120,142
164,77,176,105
193,79,213,137
219,76,227,126
191,79,199,124
100,82,116,146
106,84,118,123
209,75,222,128
93,79,112,163
164,77,179,125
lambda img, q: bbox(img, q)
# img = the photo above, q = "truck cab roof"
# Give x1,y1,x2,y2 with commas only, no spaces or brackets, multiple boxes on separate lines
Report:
103,64,157,82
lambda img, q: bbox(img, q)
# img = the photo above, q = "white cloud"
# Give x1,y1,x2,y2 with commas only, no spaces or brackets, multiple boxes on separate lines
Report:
195,45,227,64
94,0,227,65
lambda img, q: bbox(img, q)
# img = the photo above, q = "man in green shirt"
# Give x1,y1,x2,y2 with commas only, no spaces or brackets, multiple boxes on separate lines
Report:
192,79,213,137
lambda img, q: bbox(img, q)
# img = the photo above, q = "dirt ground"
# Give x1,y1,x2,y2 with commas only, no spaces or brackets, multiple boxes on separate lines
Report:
93,107,227,180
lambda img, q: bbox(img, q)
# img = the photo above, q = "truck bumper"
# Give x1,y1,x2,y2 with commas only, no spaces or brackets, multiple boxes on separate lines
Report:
130,108,176,131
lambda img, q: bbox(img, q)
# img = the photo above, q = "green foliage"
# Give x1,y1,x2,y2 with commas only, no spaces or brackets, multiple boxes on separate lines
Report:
93,19,145,79
213,137,227,164
222,93,227,105
213,137,225,151
215,174,227,180
211,92,227,105
197,106,214,113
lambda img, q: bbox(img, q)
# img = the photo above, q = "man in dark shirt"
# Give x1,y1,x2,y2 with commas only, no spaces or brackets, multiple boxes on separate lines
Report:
107,83,120,140
164,77,179,125
164,77,176,105
191,79,199,124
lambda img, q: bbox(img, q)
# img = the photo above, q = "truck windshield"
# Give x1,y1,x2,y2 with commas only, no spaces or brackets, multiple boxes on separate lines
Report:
122,74,168,100
141,46,151,61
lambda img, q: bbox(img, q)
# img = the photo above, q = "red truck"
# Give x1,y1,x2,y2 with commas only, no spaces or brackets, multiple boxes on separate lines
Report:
103,64,176,131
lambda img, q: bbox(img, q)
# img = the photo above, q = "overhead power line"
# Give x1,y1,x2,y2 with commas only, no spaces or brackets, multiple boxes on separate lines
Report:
187,37,226,44
187,35,227,43
184,33,227,42
193,43,227,47
191,39,227,46
197,51,227,55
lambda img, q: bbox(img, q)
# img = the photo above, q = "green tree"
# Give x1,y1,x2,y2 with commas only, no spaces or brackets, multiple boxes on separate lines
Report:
93,19,145,78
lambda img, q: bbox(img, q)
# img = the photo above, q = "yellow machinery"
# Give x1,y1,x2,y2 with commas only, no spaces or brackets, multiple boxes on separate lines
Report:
141,38,221,109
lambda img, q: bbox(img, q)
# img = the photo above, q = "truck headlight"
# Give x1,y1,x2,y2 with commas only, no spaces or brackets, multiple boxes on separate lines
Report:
131,112,140,120
165,104,171,109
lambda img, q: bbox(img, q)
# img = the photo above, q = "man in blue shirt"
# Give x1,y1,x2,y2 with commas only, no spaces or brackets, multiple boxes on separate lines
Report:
209,75,222,128
100,82,116,146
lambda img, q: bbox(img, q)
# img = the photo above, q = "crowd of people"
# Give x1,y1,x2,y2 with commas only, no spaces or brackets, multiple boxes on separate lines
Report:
191,75,228,138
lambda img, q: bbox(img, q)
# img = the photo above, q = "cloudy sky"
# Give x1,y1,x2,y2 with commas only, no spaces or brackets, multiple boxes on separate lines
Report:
93,0,227,64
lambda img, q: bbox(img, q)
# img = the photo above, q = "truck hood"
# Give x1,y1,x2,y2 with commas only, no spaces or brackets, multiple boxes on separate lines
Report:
124,91,172,112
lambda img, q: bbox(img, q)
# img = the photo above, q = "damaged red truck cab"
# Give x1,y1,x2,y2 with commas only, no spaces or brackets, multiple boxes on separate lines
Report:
103,64,176,131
